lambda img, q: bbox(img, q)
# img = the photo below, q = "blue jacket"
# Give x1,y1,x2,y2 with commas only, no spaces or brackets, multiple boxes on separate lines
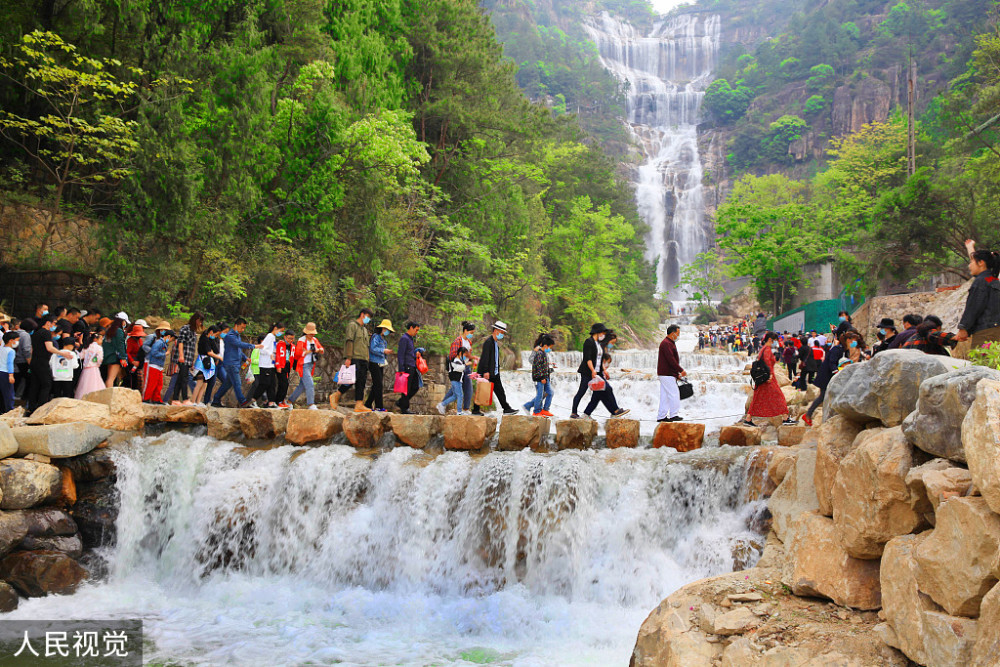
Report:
222,330,254,366
397,333,416,371
370,333,388,364
147,338,169,368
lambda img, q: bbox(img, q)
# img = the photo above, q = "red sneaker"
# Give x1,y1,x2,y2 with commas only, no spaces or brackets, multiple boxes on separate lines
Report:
537,410,555,417
802,415,813,426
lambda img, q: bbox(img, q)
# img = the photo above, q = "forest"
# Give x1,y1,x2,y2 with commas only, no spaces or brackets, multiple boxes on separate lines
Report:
0,0,659,351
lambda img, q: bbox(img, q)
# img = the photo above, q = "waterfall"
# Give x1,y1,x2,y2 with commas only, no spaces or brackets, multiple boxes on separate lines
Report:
584,12,721,297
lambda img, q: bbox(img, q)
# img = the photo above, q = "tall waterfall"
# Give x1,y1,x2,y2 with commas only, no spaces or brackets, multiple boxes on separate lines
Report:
584,12,721,297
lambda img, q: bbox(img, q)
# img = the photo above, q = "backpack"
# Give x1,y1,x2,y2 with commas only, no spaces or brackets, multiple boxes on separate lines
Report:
750,357,771,388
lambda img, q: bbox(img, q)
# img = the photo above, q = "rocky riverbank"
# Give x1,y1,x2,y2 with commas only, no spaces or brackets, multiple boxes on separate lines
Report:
630,350,1000,666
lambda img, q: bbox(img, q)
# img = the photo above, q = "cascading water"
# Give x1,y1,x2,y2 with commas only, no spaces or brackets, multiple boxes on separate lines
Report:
584,12,721,297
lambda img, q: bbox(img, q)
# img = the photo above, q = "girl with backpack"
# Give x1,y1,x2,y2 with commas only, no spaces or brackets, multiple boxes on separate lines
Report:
742,331,794,427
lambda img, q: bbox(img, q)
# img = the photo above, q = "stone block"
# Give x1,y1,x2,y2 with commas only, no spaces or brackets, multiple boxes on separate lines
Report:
82,387,146,430
12,423,110,459
963,380,1000,515
554,419,597,450
442,415,496,451
497,415,549,451
777,425,808,447
343,411,391,448
604,419,640,449
205,407,241,440
389,414,441,449
0,459,62,510
719,425,760,448
285,410,343,445
0,423,18,459
652,422,705,452
768,447,819,543
0,550,87,596
813,416,865,516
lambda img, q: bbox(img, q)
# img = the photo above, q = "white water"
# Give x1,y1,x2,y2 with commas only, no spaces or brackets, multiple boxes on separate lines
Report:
584,12,720,297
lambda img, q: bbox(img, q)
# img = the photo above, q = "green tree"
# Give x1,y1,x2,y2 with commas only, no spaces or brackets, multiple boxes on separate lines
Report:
761,115,808,164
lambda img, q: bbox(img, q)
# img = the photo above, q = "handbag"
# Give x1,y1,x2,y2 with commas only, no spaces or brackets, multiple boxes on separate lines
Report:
678,378,694,400
338,363,356,385
473,379,494,407
416,356,429,374
393,372,410,393
588,377,606,392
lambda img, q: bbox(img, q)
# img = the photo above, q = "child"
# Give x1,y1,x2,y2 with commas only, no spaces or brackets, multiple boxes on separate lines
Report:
0,332,17,412
75,329,105,399
143,329,176,404
50,336,79,398
523,334,555,416
274,330,296,408
438,345,470,415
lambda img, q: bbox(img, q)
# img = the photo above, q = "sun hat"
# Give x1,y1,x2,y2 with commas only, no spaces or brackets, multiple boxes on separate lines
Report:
376,319,395,333
128,324,145,336
877,318,896,329
493,321,508,332
589,323,608,336
99,317,112,328
155,322,171,331
303,322,319,335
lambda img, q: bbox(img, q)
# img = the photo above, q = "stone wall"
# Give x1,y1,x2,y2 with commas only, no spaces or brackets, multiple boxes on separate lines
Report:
851,280,971,344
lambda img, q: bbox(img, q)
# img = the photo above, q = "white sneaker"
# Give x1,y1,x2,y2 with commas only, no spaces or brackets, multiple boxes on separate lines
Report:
308,404,318,410
436,402,446,415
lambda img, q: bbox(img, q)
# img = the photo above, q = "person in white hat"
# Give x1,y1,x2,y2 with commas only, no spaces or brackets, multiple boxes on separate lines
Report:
116,311,131,325
473,321,516,415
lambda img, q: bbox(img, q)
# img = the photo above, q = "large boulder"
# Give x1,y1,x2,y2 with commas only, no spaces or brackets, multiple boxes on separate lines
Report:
56,449,115,483
963,379,1000,515
81,387,146,430
497,415,549,451
0,459,62,510
604,419,639,449
785,511,882,609
141,403,207,424
652,422,705,452
205,407,241,440
777,424,808,447
0,511,29,557
826,350,957,427
905,459,974,522
768,447,819,543
831,427,927,559
0,423,18,459
718,425,760,448
881,533,979,667
285,409,343,445
442,416,496,451
25,398,117,430
0,550,87,596
389,414,441,449
813,416,865,516
973,582,1000,666
902,366,1000,463
12,423,110,458
554,419,597,450
343,412,390,448
239,408,284,440
631,591,723,666
20,533,83,559
18,508,77,536
913,497,1000,617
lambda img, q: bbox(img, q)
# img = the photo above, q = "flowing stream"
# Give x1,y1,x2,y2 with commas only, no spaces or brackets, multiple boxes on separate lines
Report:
7,331,762,665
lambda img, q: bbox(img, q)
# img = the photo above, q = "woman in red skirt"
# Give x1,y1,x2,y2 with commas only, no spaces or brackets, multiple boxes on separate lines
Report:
743,331,796,426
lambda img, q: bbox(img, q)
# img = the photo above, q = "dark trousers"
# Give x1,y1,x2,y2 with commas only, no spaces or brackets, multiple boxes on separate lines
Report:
571,374,590,415
352,359,368,402
25,369,51,414
52,380,75,398
275,369,290,403
365,363,384,410
395,366,420,412
806,387,826,418
171,363,191,402
0,372,13,412
251,367,276,404
13,362,29,399
785,361,797,379
462,370,472,411
585,378,619,415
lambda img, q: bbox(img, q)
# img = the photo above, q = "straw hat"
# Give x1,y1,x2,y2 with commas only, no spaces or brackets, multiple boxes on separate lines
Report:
303,322,318,335
493,320,508,333
376,319,395,333
155,322,171,331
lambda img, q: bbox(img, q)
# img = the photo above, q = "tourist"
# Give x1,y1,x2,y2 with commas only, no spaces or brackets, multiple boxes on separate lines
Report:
288,322,324,410
887,313,922,349
13,318,32,400
124,323,147,391
75,329,105,399
903,316,958,356
27,315,72,413
274,330,296,408
438,321,474,415
53,306,70,333
191,326,222,406
335,307,374,413
742,332,794,427
365,319,394,412
102,316,128,388
142,328,175,404
50,335,79,398
753,312,767,337
76,308,101,335
781,340,798,379
833,310,853,337
0,332,17,413
523,333,555,417
583,330,629,419
657,324,686,423
955,240,1000,349
211,318,259,408
31,303,48,322
473,321,516,416
395,321,421,414
571,323,609,419
803,333,845,426
249,322,283,408
170,313,204,405
871,318,897,355
440,343,471,416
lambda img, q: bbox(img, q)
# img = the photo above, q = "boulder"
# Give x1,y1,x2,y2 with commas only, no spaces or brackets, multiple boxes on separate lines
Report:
813,416,865,516
710,606,760,635
631,592,723,666
604,419,639,449
12,423,110,458
768,447,818,543
0,407,26,429
285,409,343,445
441,415,496,451
497,415,549,451
652,422,705,452
0,550,87,596
742,448,778,502
913,497,1000,617
141,403,207,424
343,411,391,448
0,581,17,612
832,427,927,559
19,509,77,536
718,425,760,448
239,408,282,440
785,512,882,610
963,379,1000,515
0,511,28,557
81,387,146,430
972,582,1000,666
205,407,241,440
554,419,597,450
0,459,62,509
826,350,956,427
777,424,808,447
389,414,441,449
25,397,124,432
57,449,116,483
71,478,116,549
767,448,798,487
0,423,18,459
905,459,974,520
903,366,1000,463
20,533,83,559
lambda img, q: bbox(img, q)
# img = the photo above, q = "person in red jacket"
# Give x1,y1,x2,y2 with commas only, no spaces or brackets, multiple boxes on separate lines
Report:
657,324,686,422
274,330,296,408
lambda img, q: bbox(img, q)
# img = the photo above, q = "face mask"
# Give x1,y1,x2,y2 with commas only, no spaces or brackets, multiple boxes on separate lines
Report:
362,316,370,325
466,332,473,340
608,344,615,350
497,333,504,340
12,343,18,349
878,328,885,336
850,341,858,348
839,316,847,323
42,310,48,316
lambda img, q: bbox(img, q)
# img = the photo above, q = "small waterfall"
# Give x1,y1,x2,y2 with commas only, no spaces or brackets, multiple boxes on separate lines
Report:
522,349,745,373
584,12,721,296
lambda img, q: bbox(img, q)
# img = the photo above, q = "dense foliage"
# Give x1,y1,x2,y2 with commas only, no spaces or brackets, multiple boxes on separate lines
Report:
0,0,659,350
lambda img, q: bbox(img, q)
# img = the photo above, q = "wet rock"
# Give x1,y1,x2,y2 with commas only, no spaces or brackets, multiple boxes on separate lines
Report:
905,459,973,521
832,427,927,559
442,415,496,451
70,478,117,549
718,425,760,448
390,414,441,449
0,459,62,509
768,447,819,543
652,422,705,452
342,411,390,448
913,497,1000,617
813,416,865,516
826,350,958,427
205,407,241,440
19,508,77,536
903,366,1000,463
0,581,17,612
82,387,146,430
497,415,549,451
963,379,1000,515
972,582,1000,666
12,422,110,458
786,511,882,610
20,533,83,559
238,408,289,440
285,409,343,445
554,419,597,450
141,403,207,424
0,550,87,596
777,424,808,447
742,448,777,502
0,512,28,557
0,423,17,459
56,449,116,483
604,419,639,449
